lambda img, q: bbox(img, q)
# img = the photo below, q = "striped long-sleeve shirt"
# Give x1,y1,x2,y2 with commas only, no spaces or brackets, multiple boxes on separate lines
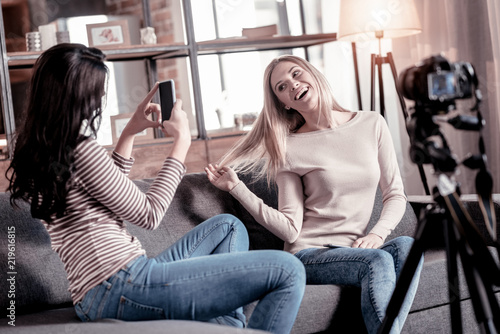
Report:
43,138,186,304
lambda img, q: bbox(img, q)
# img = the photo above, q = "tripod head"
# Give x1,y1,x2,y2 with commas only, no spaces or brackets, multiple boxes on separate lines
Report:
399,54,483,169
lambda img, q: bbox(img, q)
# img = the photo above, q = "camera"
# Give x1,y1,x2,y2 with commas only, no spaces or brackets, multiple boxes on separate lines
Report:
398,54,483,172
398,54,477,112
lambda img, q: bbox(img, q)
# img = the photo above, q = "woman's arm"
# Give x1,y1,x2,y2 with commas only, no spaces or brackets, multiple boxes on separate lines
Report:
205,164,304,243
73,84,192,230
369,115,407,240
74,139,185,230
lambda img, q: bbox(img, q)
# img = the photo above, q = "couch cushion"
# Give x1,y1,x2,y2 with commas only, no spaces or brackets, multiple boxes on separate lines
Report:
0,307,269,334
0,193,72,314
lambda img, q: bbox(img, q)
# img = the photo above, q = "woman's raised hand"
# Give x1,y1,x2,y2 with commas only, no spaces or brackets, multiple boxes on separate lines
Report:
124,82,162,136
161,99,190,143
205,164,240,192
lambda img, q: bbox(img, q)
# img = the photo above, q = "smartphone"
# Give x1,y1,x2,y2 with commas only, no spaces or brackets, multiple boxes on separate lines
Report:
159,79,176,121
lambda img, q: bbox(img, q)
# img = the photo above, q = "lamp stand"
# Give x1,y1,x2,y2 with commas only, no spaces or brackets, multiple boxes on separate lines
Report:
368,34,430,195
370,36,408,119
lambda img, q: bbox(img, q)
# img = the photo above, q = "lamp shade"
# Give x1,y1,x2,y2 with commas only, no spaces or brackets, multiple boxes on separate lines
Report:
338,0,421,41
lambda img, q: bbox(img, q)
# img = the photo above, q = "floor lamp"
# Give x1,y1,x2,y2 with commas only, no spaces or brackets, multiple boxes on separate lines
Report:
337,0,429,194
337,0,421,115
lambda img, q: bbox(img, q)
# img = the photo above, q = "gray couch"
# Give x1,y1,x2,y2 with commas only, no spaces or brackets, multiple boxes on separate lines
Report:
1,172,499,334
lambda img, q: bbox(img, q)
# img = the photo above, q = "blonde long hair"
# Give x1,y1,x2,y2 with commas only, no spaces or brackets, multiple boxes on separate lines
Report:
218,55,349,183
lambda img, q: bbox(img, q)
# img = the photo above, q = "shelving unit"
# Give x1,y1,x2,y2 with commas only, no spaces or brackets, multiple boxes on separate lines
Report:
6,43,189,68
0,0,337,161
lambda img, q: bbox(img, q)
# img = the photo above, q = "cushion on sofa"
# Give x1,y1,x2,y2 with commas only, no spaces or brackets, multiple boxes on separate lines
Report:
1,307,269,334
0,194,72,314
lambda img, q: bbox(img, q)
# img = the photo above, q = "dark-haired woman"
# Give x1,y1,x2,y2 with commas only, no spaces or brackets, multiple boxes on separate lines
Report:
6,44,305,334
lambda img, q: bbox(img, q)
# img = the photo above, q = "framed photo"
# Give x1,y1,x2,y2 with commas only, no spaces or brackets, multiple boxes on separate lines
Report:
86,20,130,48
110,113,154,145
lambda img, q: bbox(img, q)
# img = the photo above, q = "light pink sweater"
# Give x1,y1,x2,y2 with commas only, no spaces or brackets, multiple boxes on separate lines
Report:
230,111,407,254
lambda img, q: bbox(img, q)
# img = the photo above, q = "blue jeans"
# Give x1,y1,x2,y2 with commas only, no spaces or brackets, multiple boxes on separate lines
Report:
75,214,305,334
294,236,423,334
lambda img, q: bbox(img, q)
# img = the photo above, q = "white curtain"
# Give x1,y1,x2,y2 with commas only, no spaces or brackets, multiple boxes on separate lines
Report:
392,0,500,195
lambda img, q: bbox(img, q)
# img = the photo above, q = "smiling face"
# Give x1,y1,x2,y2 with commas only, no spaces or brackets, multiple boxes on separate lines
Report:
270,61,319,114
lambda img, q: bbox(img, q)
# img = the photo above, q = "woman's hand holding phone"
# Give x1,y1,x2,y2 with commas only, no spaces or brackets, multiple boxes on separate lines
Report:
114,82,162,159
162,99,191,163
124,82,162,136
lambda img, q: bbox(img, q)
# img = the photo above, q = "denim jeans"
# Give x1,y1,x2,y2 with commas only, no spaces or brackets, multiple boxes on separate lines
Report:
75,214,305,334
294,236,423,334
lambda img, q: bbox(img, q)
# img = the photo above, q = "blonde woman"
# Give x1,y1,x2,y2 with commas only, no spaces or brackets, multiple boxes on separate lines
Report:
206,55,423,334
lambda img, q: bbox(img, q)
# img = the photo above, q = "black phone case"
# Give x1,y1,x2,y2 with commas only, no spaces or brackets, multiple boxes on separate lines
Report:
159,80,176,121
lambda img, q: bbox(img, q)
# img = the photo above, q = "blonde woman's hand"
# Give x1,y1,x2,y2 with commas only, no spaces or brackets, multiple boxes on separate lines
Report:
351,233,383,249
205,164,240,192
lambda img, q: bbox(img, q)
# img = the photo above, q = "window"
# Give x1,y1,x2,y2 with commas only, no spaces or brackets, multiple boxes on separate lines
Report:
1,0,353,154
191,0,309,134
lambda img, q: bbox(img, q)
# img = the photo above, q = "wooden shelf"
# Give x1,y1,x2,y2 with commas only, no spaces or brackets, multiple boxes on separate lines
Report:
6,43,189,68
197,33,337,55
6,33,337,68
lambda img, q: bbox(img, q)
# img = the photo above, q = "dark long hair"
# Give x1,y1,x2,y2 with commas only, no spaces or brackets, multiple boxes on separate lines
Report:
6,43,108,220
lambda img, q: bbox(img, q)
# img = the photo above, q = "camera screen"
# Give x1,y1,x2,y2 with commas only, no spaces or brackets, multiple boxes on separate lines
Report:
428,71,456,101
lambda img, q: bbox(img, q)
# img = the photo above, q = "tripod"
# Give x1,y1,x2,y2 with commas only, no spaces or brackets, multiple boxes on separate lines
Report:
376,103,500,332
377,175,500,334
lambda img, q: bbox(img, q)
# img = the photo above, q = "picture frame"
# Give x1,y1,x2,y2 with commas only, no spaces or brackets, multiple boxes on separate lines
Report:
86,20,130,48
110,113,154,145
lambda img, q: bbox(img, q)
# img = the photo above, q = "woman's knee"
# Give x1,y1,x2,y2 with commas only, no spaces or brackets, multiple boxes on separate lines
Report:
213,214,246,229
266,250,306,286
219,214,249,246
369,250,395,269
219,213,248,239
387,236,414,259
201,214,249,251
205,214,247,234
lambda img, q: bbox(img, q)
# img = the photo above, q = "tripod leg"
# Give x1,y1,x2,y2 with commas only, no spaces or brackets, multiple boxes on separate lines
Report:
371,53,376,111
444,217,464,333
377,211,430,334
386,52,408,120
459,245,499,334
377,242,424,334
442,192,500,333
377,56,385,117
486,282,500,332
352,42,363,111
